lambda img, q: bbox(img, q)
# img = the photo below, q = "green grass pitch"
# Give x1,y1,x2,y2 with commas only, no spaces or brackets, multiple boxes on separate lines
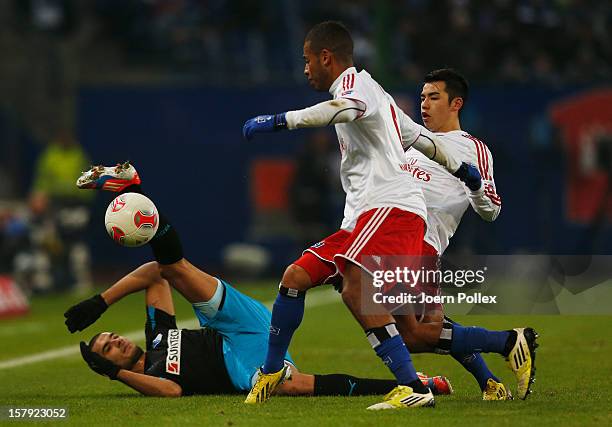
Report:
0,282,610,426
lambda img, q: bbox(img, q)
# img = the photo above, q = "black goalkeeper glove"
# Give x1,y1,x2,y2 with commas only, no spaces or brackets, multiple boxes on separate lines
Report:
79,342,120,380
453,162,482,191
64,294,108,333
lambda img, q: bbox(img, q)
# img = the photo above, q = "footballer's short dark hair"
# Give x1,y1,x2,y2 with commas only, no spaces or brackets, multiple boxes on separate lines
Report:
305,21,353,64
424,68,469,107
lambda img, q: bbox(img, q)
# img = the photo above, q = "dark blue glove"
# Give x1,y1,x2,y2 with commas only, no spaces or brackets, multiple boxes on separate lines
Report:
242,113,287,140
453,162,482,191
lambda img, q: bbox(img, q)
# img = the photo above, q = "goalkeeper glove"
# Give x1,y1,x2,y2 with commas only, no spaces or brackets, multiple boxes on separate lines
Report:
80,342,120,380
453,162,482,191
64,294,108,333
242,113,287,140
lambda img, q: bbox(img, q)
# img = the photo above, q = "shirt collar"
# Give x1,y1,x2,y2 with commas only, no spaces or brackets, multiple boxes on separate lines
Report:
329,66,358,95
436,129,464,135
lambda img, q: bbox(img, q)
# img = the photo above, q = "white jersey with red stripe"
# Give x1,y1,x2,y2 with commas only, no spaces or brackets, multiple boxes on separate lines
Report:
330,67,426,231
405,130,501,254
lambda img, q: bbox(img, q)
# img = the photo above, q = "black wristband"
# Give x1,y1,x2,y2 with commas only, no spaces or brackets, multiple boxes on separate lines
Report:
273,113,288,130
93,294,108,310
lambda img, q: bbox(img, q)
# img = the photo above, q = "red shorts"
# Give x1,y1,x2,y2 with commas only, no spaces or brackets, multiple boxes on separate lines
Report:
377,239,442,316
294,229,350,287
413,240,443,318
334,207,425,276
293,207,425,286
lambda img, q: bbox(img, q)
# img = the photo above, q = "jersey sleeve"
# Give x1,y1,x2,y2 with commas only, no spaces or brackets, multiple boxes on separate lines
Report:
336,72,378,119
285,99,365,129
396,108,422,148
465,137,501,221
397,108,462,173
145,306,177,349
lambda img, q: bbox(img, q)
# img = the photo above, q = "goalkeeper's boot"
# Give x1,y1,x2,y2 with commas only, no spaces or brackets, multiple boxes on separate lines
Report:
417,372,453,395
77,161,141,192
366,385,435,410
482,378,513,401
506,327,538,399
244,365,289,404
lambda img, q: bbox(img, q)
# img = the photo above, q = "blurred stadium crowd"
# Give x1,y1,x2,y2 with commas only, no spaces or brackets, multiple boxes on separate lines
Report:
0,0,610,299
76,0,612,84
90,0,611,85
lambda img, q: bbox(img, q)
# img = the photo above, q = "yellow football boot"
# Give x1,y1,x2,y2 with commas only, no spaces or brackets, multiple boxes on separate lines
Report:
244,365,288,404
507,327,538,399
366,385,435,410
482,378,513,401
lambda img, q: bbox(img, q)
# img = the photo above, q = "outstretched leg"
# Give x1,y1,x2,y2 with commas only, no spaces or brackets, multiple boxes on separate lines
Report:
261,264,312,374
333,208,437,410
245,247,339,403
340,262,432,407
395,310,536,400
76,161,221,303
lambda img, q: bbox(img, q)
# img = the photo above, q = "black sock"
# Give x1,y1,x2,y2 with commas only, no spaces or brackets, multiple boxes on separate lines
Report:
407,379,430,394
313,374,397,396
148,213,183,265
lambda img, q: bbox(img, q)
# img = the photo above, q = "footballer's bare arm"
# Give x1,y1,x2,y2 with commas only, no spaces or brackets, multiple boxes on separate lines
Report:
101,262,175,315
117,369,182,397
64,262,174,333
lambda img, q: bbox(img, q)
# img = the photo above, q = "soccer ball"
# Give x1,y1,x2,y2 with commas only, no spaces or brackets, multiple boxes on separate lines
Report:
104,193,159,247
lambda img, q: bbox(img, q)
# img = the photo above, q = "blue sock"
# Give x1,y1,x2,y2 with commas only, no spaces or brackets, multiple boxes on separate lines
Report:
368,325,419,386
262,289,305,374
447,319,501,390
452,352,500,391
450,324,510,355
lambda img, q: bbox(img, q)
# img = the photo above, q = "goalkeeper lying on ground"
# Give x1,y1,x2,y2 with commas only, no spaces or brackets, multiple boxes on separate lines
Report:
63,162,451,398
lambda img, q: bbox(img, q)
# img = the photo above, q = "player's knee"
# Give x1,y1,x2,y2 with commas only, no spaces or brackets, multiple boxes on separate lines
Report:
281,264,313,291
157,259,188,282
395,316,419,345
137,261,164,281
340,265,361,308
395,314,440,351
421,312,444,323
394,313,419,333
157,264,173,282
340,281,359,310
401,332,429,353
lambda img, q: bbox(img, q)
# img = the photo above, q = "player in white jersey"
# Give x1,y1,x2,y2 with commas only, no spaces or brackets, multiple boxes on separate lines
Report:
241,22,481,409
406,131,500,254
393,69,537,400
